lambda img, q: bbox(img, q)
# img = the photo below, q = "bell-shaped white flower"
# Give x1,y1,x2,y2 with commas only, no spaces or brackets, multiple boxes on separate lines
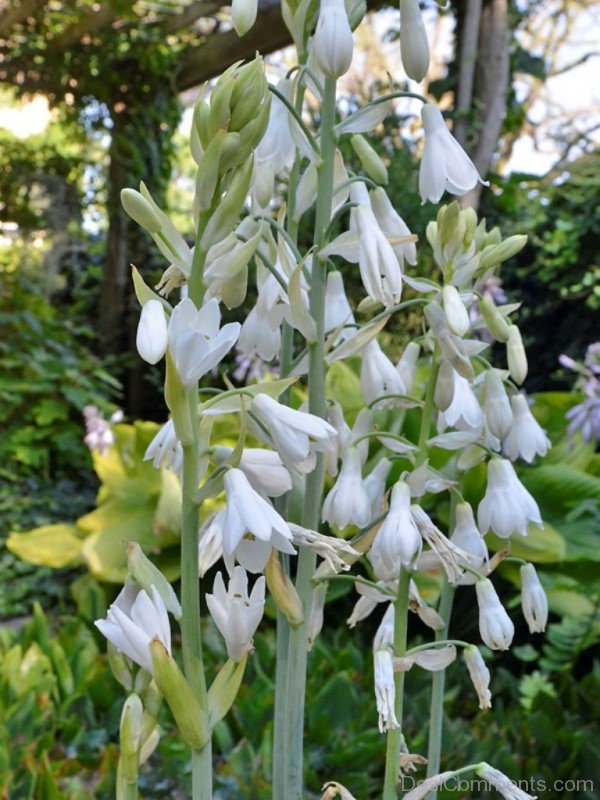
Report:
370,187,417,267
364,458,392,516
144,418,183,476
396,342,420,395
322,446,371,529
168,297,240,389
374,649,399,732
463,645,492,710
198,510,224,577
450,501,488,586
353,204,403,306
213,446,292,498
222,468,296,573
206,567,265,660
325,270,355,343
478,458,543,538
136,300,168,365
441,285,469,337
237,305,281,362
438,369,483,431
484,370,513,440
361,340,407,408
312,0,354,78
520,563,548,633
399,0,430,81
95,584,171,675
419,104,486,204
475,578,514,651
250,393,336,473
231,0,258,36
370,481,422,580
503,394,550,463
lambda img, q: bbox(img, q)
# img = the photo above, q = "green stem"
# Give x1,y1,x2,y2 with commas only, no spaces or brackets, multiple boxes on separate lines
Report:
426,580,455,800
283,75,338,800
382,568,411,800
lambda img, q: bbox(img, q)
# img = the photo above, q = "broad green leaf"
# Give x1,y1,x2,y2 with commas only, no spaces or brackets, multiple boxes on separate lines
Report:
487,522,566,564
6,524,84,569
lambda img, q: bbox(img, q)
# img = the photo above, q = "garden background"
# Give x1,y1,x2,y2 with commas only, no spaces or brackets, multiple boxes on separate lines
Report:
0,1,599,798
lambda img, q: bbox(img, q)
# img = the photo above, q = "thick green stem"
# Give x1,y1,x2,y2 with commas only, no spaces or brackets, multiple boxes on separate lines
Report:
282,75,338,800
426,580,455,799
382,568,411,800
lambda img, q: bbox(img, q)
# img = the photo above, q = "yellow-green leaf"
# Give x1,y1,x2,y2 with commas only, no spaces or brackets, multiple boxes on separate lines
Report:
7,524,84,568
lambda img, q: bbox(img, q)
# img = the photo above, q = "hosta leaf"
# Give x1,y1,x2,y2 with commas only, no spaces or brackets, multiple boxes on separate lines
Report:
7,524,84,569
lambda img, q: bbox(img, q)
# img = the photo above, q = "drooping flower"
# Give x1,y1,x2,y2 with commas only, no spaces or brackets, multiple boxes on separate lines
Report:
503,395,550,463
325,270,355,343
396,342,420,395
437,369,483,431
520,563,548,633
95,584,171,675
475,578,514,651
222,467,296,572
213,446,292,497
450,501,488,585
399,0,430,81
136,299,169,365
370,187,417,268
370,481,422,580
419,104,486,204
478,458,542,538
144,418,183,476
364,458,392,517
312,0,354,78
168,297,240,389
322,446,371,529
206,567,265,660
484,369,513,440
463,644,492,710
361,340,407,408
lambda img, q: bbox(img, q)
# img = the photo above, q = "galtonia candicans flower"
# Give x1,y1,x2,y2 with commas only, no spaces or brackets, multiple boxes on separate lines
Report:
478,458,542,538
503,395,550,463
520,563,548,633
312,0,354,78
370,481,422,580
322,446,371,529
136,299,168,365
206,566,265,660
475,578,514,651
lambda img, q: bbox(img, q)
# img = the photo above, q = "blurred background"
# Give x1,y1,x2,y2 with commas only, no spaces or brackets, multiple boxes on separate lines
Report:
0,1,599,798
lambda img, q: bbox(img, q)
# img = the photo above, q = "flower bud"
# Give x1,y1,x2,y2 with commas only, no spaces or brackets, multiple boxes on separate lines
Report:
121,188,163,233
396,341,420,395
229,57,269,132
127,542,182,620
136,300,168,365
308,580,328,650
150,639,210,751
231,0,258,36
120,693,143,783
441,285,469,336
484,369,513,440
479,234,527,270
463,645,492,710
350,134,388,184
107,643,134,691
265,550,305,626
434,359,455,411
313,0,354,78
520,563,548,633
475,578,514,651
506,325,528,384
208,656,248,726
478,297,511,343
399,0,430,82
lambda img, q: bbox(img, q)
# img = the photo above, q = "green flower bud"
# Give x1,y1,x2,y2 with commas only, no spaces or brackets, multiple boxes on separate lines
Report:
150,639,210,751
127,542,182,620
507,325,528,385
120,694,143,784
265,550,304,626
439,201,460,246
478,297,510,343
107,643,133,691
479,234,527,270
121,188,163,233
201,158,254,250
208,656,248,727
193,98,212,150
351,134,388,184
229,57,269,133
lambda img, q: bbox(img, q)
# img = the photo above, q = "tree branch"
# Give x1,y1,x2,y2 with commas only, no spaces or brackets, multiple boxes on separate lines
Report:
0,0,46,35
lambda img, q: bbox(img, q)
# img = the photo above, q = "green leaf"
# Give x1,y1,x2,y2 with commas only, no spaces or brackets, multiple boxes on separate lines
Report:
487,522,566,563
32,398,69,426
7,524,84,568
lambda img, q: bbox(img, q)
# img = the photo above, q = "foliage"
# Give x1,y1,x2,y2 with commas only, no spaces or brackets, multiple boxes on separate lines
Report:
0,270,119,478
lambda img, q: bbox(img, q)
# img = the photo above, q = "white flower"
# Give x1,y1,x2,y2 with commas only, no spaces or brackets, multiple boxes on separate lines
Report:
478,458,543,538
95,584,171,675
503,395,551,463
373,603,394,651
484,369,513,440
198,510,224,577
231,0,257,35
237,305,281,362
253,78,296,199
396,342,420,395
168,297,240,389
369,187,417,267
213,446,292,497
312,0,353,78
322,446,371,529
206,567,265,660
374,649,399,732
475,578,514,651
520,563,548,633
419,103,486,204
353,204,403,306
399,0,430,81
250,393,336,473
325,271,355,343
450,501,488,586
364,458,392,516
438,369,483,431
370,481,422,580
463,644,492,710
222,468,296,572
361,340,407,408
441,285,470,337
476,763,537,800
144,419,183,476
325,401,352,476
136,300,168,365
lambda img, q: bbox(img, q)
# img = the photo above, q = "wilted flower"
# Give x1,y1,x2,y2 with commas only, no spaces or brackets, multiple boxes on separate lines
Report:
463,645,492,710
374,649,399,732
476,763,538,800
